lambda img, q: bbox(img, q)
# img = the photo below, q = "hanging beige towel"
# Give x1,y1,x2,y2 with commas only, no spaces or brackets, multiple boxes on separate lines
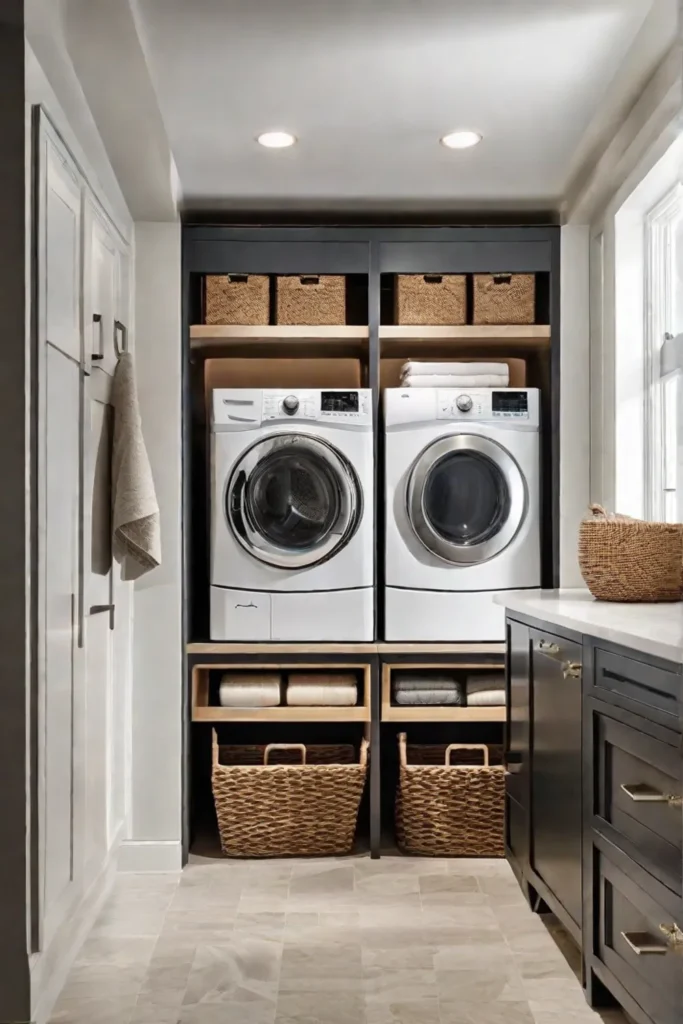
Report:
111,352,161,580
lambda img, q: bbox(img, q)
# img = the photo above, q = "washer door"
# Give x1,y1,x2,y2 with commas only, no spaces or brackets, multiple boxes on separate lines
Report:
407,434,527,565
227,433,362,569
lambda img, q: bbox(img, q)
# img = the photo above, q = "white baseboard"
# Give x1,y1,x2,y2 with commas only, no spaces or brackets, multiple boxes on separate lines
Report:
117,840,183,873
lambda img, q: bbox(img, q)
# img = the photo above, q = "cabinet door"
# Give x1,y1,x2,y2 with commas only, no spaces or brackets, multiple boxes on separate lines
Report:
43,138,82,363
530,628,583,931
506,619,531,808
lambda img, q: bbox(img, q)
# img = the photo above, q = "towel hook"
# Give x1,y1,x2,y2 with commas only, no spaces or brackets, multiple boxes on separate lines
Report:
91,318,128,365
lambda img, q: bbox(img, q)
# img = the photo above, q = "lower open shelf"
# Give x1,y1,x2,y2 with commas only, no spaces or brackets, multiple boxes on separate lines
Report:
193,705,369,723
381,705,505,723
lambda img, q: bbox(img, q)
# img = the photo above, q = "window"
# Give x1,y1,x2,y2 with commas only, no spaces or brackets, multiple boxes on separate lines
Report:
644,185,683,521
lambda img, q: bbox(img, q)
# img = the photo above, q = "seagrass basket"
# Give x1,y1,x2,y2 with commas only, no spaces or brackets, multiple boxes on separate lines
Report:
395,274,467,325
212,733,368,857
395,734,504,857
204,274,269,325
276,275,346,325
578,504,683,602
473,273,535,324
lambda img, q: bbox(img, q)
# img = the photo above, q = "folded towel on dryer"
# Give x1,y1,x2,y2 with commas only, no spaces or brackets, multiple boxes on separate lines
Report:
401,361,510,379
401,373,509,388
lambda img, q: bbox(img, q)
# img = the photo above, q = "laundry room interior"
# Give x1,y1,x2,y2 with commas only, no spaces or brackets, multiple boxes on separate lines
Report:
14,3,683,1024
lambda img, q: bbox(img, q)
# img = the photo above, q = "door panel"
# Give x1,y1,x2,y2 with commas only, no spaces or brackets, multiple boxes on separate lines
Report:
43,345,80,935
45,142,82,363
530,629,583,930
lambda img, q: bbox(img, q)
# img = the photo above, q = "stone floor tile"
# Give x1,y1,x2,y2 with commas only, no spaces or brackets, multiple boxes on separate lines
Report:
439,1000,535,1024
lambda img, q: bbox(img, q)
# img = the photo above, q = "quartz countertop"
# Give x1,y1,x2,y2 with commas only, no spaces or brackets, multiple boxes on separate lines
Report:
494,589,683,664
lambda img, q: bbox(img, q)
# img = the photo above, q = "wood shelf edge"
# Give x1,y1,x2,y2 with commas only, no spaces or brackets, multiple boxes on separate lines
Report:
381,706,506,723
192,707,370,723
187,642,505,655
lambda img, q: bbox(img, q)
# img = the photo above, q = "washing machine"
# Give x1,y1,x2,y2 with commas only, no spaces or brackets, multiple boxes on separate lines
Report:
210,388,374,641
384,387,541,642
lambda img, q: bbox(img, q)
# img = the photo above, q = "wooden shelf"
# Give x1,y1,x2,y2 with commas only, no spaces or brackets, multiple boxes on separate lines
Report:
188,642,503,656
379,324,550,358
193,705,369,723
191,325,369,356
375,643,505,655
381,705,505,723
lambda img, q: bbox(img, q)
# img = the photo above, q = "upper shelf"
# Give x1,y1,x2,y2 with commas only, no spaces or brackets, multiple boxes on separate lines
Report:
379,325,551,356
190,325,369,357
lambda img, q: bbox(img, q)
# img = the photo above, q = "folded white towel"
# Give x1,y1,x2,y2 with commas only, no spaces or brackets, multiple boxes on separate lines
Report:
401,361,509,378
219,678,281,707
286,682,358,706
111,352,161,580
467,689,506,707
401,374,509,388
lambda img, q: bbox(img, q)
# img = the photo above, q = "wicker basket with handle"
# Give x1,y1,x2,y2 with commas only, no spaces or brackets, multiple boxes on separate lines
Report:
578,504,683,602
204,274,269,325
473,273,535,325
395,733,504,857
212,733,368,857
276,275,346,325
396,274,467,325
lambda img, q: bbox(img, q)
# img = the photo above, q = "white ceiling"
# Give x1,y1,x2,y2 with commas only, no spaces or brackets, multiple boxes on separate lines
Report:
133,0,666,210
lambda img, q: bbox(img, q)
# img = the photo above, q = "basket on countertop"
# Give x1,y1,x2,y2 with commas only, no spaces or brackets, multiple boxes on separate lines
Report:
212,733,368,857
395,734,504,857
578,504,683,603
204,274,270,325
395,274,467,325
473,273,535,325
276,275,346,325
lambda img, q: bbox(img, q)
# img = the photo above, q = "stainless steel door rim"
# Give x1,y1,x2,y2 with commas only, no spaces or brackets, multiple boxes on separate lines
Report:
407,433,527,564
226,432,362,569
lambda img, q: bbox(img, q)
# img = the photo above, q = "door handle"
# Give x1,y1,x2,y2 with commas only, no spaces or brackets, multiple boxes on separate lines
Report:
563,662,582,679
621,931,668,955
537,639,561,657
92,313,104,361
89,603,115,630
621,783,683,807
659,923,683,951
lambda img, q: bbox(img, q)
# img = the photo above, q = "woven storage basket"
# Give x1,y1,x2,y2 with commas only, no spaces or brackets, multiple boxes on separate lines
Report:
396,274,467,325
276,275,346,325
212,733,368,857
473,273,535,325
578,504,683,602
204,274,269,325
396,734,504,857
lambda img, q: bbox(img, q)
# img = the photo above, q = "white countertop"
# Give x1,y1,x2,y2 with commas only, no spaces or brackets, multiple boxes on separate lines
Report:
494,589,683,664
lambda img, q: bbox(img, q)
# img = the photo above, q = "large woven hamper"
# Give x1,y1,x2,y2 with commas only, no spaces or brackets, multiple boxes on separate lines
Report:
396,274,467,325
396,734,504,857
204,274,269,325
212,733,368,857
276,275,346,325
578,504,683,602
473,273,535,325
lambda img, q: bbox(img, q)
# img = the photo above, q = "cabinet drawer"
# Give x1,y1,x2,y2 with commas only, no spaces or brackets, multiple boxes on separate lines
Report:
594,711,682,894
597,853,683,1024
594,647,681,729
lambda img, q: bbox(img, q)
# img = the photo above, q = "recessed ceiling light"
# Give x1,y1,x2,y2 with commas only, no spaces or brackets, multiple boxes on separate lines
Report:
440,130,482,150
257,131,297,149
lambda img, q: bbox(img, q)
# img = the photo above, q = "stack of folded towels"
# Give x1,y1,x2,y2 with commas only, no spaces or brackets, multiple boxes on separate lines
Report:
393,673,465,706
286,673,358,706
400,360,510,388
219,673,281,707
466,674,506,707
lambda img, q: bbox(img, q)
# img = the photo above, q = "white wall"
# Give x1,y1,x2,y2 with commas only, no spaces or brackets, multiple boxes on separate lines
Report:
121,222,183,873
559,225,591,586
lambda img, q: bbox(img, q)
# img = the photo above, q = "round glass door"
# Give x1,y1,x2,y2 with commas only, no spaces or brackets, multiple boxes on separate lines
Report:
227,434,361,569
407,434,526,564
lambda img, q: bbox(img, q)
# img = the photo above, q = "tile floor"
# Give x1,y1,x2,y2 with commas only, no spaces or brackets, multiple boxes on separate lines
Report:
51,854,627,1024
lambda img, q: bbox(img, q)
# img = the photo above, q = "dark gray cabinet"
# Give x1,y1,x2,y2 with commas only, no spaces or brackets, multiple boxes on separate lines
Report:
504,618,531,884
529,627,583,933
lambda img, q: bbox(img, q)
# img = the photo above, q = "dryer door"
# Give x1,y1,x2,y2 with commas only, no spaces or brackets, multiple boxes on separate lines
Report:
407,434,527,565
227,433,362,569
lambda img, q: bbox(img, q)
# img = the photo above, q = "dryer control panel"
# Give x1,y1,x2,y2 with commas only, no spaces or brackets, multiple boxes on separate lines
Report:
436,388,535,422
262,389,372,424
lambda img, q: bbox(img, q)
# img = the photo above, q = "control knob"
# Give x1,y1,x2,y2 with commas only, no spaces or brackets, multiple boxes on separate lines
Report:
282,395,300,415
456,394,473,413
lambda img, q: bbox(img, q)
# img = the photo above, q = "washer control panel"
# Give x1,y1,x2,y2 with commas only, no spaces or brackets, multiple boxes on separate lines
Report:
262,389,372,423
437,389,531,421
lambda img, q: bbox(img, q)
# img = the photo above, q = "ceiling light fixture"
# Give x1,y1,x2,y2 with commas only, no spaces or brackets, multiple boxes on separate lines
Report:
257,131,297,149
440,130,482,150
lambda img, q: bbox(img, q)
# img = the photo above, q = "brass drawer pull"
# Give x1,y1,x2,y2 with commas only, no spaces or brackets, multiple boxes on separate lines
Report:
659,923,683,951
621,783,683,807
563,662,581,679
538,640,561,657
621,931,668,955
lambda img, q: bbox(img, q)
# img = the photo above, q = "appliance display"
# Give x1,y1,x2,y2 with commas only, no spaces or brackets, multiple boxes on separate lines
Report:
384,387,541,642
210,388,373,642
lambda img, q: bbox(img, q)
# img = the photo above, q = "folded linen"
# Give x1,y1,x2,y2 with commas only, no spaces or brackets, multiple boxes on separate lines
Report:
394,688,465,706
394,675,462,692
286,679,358,706
467,689,506,707
219,675,281,708
401,373,509,388
401,361,509,378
